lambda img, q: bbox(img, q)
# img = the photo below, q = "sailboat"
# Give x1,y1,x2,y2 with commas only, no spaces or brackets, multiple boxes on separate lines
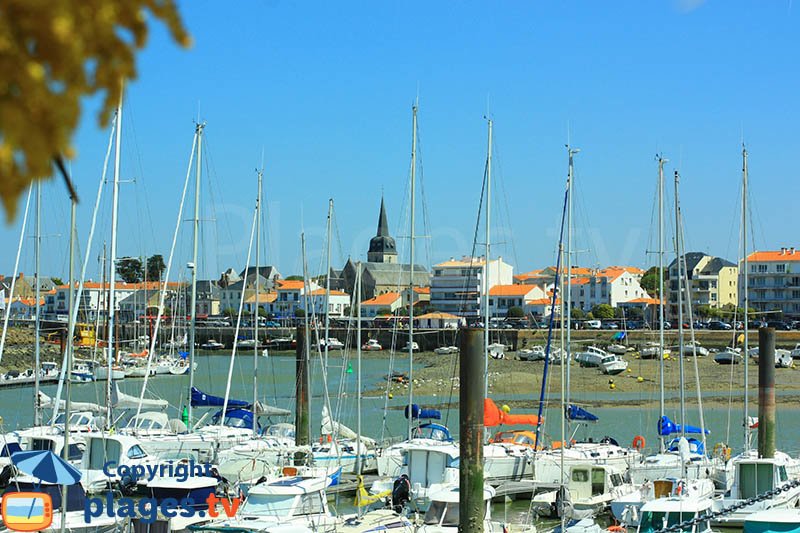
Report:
709,147,800,527
618,160,718,527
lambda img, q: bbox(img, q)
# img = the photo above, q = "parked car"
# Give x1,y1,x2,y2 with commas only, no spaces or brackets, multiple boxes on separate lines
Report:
585,320,602,329
747,320,767,329
767,321,792,331
601,321,619,330
708,320,732,331
264,320,281,328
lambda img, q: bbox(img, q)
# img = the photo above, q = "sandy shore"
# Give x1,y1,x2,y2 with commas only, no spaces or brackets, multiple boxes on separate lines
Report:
371,346,799,409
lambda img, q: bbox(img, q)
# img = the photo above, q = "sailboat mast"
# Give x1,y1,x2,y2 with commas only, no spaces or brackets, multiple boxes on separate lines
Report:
483,118,492,395
324,199,333,366
253,167,262,439
356,261,363,479
657,154,667,451
408,103,418,441
188,122,203,428
60,191,77,533
106,98,123,430
674,170,686,437
742,145,750,448
33,181,42,426
565,145,578,438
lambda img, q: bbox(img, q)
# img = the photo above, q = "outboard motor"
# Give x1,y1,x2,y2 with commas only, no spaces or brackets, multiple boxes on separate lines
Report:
391,474,411,513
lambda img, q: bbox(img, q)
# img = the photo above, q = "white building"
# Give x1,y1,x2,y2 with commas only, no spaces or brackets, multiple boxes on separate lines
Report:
271,279,321,319
305,289,350,318
744,248,800,320
429,256,513,318
415,312,462,329
488,284,545,318
572,267,651,311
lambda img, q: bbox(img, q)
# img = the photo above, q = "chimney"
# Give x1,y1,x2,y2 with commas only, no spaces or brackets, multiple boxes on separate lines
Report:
781,247,787,255
791,247,796,255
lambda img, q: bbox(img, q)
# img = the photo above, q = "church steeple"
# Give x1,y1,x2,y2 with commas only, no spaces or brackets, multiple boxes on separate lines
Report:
368,196,397,263
376,196,390,237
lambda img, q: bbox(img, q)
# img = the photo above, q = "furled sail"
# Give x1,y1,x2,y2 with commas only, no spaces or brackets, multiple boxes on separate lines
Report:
190,386,249,408
404,403,441,420
113,383,168,410
321,405,376,446
567,404,599,422
484,398,541,427
38,391,103,414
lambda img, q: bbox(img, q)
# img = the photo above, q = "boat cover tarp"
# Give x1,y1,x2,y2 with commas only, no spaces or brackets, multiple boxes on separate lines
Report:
484,398,541,427
190,386,249,408
657,415,710,436
38,391,103,414
253,401,291,417
404,403,441,420
113,383,169,411
567,404,599,422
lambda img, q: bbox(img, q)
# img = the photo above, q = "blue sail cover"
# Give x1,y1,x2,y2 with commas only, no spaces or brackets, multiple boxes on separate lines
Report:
657,415,710,436
191,387,250,408
567,405,599,422
613,331,626,341
404,403,442,420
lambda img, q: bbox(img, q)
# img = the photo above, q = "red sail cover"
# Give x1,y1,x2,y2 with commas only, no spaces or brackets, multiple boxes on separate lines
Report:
484,398,540,427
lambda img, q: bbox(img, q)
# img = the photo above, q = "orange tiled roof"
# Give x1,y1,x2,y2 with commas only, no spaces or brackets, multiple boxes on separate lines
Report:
747,250,800,262
309,289,348,297
57,281,184,290
361,291,401,306
526,297,560,305
413,287,430,294
625,297,662,305
244,292,278,303
276,279,306,290
489,284,538,296
416,312,460,320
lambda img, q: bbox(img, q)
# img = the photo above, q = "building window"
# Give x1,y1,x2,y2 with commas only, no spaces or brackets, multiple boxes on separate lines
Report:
777,264,786,273
758,265,768,273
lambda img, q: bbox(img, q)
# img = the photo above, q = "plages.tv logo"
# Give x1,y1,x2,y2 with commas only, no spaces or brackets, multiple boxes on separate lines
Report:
1,492,53,532
2,449,81,532
84,460,240,524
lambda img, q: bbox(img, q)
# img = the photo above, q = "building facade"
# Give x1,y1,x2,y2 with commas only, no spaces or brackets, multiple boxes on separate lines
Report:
667,252,738,319
744,248,800,319
429,256,513,318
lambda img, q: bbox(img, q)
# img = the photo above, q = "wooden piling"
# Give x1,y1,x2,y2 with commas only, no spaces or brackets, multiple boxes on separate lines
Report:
459,327,485,533
758,327,776,459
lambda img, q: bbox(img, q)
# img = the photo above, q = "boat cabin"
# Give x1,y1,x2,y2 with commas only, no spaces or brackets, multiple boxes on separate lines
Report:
401,443,460,496
637,497,714,533
420,485,495,530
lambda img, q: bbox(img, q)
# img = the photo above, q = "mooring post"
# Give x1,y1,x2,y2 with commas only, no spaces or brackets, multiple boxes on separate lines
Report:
758,327,776,459
460,327,485,533
295,325,310,465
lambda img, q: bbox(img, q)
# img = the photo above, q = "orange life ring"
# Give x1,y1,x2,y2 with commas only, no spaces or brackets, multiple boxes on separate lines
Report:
632,435,646,450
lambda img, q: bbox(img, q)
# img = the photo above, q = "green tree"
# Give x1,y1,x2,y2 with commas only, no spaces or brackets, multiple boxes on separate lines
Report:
116,257,143,283
640,267,666,297
614,307,626,319
51,277,63,285
146,254,166,281
570,307,585,320
376,308,392,316
507,306,525,318
591,304,614,320
222,307,237,317
285,275,304,281
294,308,305,318
627,307,644,320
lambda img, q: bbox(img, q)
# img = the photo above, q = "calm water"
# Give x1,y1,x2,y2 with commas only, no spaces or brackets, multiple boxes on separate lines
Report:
2,350,795,529
2,350,799,456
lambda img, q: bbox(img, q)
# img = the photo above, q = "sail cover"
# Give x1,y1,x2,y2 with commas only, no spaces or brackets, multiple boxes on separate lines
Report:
38,391,103,414
567,404,599,422
484,399,541,427
253,401,291,417
404,403,441,420
190,386,249,408
657,415,710,436
113,383,168,410
320,405,376,446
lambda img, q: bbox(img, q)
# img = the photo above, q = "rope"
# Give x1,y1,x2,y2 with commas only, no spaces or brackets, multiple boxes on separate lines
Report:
656,478,800,533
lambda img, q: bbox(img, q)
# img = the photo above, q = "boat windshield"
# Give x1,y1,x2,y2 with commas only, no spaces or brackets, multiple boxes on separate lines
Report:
639,511,695,533
423,501,460,526
243,494,295,517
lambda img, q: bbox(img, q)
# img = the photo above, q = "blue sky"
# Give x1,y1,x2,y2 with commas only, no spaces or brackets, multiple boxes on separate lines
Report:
4,0,799,282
